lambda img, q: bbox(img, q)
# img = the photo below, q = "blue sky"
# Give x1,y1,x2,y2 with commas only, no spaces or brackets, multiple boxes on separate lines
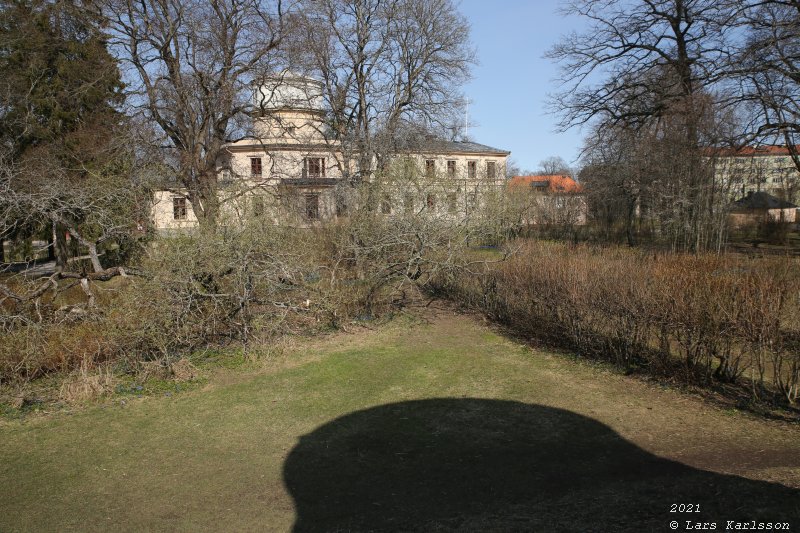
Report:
459,0,587,173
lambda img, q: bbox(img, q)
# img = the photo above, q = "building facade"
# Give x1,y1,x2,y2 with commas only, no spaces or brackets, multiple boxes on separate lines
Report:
507,174,588,226
711,146,800,204
728,191,797,228
152,74,509,231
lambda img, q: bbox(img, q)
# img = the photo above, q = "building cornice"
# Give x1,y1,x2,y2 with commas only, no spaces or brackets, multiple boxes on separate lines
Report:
224,142,341,153
225,141,509,158
393,148,511,157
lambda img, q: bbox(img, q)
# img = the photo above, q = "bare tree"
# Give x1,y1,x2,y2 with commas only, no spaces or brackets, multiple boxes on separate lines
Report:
106,0,286,229
547,0,737,132
319,157,511,312
537,156,572,176
579,98,738,250
579,123,650,246
738,1,800,173
290,0,475,180
547,0,742,251
0,145,147,271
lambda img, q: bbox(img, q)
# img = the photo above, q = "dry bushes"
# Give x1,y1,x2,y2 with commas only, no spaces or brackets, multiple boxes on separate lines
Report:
58,363,116,403
0,160,513,400
0,223,303,390
311,213,468,317
0,209,466,394
433,241,800,406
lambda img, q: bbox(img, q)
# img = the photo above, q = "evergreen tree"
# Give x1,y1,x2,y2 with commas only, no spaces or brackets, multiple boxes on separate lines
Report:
0,0,126,268
0,0,123,154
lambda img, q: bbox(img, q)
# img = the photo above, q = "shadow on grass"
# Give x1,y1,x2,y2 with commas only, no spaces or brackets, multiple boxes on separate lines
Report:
284,399,799,532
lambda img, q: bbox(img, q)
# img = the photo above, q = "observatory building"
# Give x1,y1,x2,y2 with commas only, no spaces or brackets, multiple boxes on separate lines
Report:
151,73,510,230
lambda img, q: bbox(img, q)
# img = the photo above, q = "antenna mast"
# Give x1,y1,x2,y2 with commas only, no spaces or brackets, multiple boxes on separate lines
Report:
464,99,469,138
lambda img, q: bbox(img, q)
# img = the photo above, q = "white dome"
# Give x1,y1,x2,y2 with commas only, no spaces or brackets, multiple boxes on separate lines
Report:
254,72,324,112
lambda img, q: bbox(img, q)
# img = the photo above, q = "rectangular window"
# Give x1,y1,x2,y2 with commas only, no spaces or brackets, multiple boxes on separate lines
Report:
468,161,477,180
250,157,262,177
447,160,456,178
447,193,457,213
305,193,320,220
425,159,435,178
173,197,187,220
486,161,496,180
305,157,325,178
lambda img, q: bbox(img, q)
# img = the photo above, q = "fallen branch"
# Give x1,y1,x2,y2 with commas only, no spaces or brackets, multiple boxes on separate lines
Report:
0,266,138,302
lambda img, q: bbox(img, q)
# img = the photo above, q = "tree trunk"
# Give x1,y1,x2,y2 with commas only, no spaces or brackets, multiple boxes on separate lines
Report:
86,243,103,273
47,232,55,261
626,197,637,247
54,222,69,272
190,173,220,231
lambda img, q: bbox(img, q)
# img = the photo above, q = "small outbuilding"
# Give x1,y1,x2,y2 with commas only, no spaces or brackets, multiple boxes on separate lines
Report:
729,191,797,228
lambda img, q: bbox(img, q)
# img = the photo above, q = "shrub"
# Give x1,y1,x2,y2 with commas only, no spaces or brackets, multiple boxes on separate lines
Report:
432,241,800,406
0,205,475,392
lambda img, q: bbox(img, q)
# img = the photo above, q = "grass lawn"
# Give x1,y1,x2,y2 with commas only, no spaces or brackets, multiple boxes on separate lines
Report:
1,307,799,532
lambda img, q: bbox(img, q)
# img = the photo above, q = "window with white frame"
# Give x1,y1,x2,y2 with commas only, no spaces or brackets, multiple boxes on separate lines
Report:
426,193,436,209
305,157,325,178
305,193,320,219
486,161,496,180
447,193,457,213
250,157,262,177
447,160,456,178
173,197,187,220
425,159,435,178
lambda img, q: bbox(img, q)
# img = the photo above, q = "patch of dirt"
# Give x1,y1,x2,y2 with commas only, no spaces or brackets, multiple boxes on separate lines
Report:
170,358,197,381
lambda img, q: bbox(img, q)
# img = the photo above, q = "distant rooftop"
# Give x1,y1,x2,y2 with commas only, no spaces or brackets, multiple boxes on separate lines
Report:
392,134,510,156
707,145,800,157
732,191,797,210
509,175,584,194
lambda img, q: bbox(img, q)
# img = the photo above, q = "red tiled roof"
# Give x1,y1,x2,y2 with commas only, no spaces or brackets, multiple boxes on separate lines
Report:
706,145,800,157
509,174,584,193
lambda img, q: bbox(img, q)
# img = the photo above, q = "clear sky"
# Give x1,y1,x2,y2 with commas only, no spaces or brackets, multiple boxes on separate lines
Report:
458,0,587,174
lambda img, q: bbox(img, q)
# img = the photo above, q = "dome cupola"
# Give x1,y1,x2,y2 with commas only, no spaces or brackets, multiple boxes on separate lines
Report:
250,71,327,143
254,71,325,114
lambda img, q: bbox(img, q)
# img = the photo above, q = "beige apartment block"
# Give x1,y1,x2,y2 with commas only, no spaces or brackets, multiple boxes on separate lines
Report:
711,146,800,204
152,73,510,232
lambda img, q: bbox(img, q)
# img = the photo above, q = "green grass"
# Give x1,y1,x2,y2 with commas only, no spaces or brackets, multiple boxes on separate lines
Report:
1,309,799,532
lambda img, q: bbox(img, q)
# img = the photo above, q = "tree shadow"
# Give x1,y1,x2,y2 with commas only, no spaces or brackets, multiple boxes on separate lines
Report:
284,399,799,532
